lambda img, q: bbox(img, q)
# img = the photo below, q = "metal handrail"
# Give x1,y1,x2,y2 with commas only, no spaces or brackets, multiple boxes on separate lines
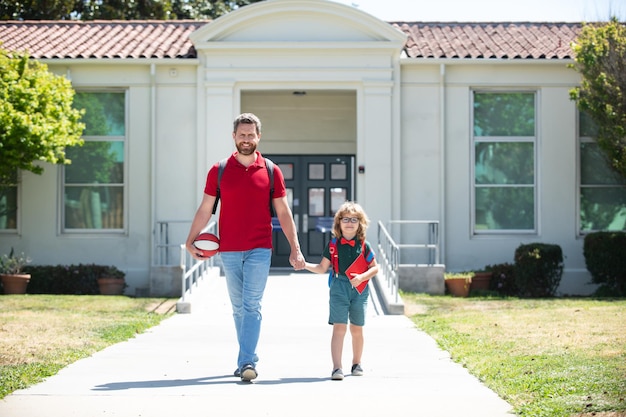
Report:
376,220,441,304
179,222,218,302
155,220,193,266
377,221,400,303
385,220,440,265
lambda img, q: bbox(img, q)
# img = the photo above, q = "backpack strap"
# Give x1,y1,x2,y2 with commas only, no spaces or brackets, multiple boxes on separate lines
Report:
328,237,339,287
329,237,339,276
211,158,228,214
362,240,374,263
265,157,275,217
211,157,275,216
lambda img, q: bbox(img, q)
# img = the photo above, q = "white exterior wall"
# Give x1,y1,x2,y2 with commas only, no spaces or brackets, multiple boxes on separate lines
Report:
399,61,592,294
2,64,157,293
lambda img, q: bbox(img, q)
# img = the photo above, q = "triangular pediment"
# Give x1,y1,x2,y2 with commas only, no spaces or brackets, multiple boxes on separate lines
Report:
189,0,406,47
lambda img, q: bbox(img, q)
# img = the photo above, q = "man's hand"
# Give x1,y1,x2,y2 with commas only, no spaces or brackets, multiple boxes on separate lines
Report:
290,249,305,270
186,242,206,261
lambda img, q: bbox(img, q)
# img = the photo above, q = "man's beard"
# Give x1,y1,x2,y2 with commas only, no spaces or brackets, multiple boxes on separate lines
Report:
236,142,257,155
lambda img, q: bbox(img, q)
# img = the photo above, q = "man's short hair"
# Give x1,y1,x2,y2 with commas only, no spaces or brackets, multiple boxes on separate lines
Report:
233,113,262,134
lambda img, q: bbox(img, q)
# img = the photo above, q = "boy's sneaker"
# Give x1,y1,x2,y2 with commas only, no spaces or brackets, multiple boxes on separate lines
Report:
351,364,364,376
234,368,240,377
240,364,257,381
331,368,344,380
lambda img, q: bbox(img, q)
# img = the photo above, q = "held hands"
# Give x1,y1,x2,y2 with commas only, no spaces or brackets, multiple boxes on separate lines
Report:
290,250,306,270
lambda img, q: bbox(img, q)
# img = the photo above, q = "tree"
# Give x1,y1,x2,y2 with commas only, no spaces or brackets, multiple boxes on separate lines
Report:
0,0,76,20
0,0,264,20
169,0,261,20
0,47,84,218
570,18,626,179
75,0,171,20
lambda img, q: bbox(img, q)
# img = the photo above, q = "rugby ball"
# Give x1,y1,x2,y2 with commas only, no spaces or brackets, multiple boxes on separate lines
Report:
193,232,220,258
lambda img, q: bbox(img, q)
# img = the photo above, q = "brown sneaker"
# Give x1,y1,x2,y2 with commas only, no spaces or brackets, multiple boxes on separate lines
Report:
240,364,257,381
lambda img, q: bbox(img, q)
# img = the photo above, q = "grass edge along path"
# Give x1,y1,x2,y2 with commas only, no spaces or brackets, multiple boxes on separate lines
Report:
402,293,626,417
0,295,176,399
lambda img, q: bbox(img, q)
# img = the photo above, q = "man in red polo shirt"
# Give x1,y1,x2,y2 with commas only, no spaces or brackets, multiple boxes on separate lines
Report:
186,113,304,382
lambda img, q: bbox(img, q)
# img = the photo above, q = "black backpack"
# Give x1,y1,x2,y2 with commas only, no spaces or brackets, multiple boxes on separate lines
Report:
211,157,275,216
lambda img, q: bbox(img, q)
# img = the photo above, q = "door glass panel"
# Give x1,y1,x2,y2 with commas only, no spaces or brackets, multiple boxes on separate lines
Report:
308,188,325,216
279,163,294,180
331,163,347,180
308,163,325,180
330,188,347,215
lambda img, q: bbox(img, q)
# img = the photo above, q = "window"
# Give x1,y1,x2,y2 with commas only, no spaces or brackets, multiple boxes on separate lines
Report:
0,170,18,231
63,91,126,232
472,91,536,233
579,112,626,232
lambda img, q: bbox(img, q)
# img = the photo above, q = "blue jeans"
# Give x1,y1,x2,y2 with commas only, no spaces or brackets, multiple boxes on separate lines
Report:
220,248,271,369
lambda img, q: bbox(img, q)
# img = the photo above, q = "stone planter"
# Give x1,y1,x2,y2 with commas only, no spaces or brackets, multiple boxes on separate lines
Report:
1,273,31,294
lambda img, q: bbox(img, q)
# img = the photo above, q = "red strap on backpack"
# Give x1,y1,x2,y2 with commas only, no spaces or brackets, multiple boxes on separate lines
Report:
328,237,367,281
328,238,338,287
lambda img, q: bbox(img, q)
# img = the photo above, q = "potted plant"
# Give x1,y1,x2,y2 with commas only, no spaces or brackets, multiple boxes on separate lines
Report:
0,248,32,294
444,272,472,297
470,269,492,292
96,265,126,295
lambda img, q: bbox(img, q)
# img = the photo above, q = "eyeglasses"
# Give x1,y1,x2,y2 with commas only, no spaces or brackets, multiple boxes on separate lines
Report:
341,217,359,224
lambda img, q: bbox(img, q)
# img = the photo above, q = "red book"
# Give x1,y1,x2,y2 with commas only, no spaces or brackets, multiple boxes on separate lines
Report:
345,252,370,294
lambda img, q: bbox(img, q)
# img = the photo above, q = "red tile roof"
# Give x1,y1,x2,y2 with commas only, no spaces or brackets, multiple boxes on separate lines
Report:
393,22,581,59
0,20,204,59
0,20,582,60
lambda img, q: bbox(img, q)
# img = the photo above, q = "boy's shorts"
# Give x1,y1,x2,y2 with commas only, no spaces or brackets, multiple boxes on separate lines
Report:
328,275,370,326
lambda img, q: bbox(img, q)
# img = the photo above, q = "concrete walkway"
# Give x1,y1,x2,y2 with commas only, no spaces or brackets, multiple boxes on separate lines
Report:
0,272,514,417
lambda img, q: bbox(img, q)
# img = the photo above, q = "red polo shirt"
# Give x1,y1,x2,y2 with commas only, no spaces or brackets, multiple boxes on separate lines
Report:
204,151,286,251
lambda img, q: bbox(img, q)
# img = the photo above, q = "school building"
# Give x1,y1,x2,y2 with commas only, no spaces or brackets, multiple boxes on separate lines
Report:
1,0,624,297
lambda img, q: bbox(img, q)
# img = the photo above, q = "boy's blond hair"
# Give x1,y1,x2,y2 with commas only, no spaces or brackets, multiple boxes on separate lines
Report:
332,201,370,242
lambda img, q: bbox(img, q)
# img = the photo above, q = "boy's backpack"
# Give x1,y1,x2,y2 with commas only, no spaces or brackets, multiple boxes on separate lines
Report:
211,157,275,216
327,237,370,288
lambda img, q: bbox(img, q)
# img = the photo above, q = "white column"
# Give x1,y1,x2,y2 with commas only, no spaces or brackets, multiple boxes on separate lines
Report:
359,82,394,227
196,83,236,205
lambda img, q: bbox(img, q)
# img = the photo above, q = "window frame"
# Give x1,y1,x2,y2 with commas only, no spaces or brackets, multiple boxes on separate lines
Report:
0,170,20,234
59,89,129,235
470,89,539,235
576,111,626,234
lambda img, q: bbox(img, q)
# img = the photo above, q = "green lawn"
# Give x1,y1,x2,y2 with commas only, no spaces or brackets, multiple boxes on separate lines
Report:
0,295,174,399
402,293,626,417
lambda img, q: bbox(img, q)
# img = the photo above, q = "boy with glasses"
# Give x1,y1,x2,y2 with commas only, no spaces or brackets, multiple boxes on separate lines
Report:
299,201,379,380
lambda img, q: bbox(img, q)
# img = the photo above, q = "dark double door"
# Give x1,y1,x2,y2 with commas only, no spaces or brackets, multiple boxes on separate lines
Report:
266,155,354,267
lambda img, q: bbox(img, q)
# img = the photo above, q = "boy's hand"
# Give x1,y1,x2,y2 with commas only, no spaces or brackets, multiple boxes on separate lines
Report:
290,250,305,270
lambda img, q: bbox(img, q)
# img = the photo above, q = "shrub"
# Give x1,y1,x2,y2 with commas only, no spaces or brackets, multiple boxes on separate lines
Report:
583,231,626,296
22,264,123,295
485,263,517,296
514,243,563,297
